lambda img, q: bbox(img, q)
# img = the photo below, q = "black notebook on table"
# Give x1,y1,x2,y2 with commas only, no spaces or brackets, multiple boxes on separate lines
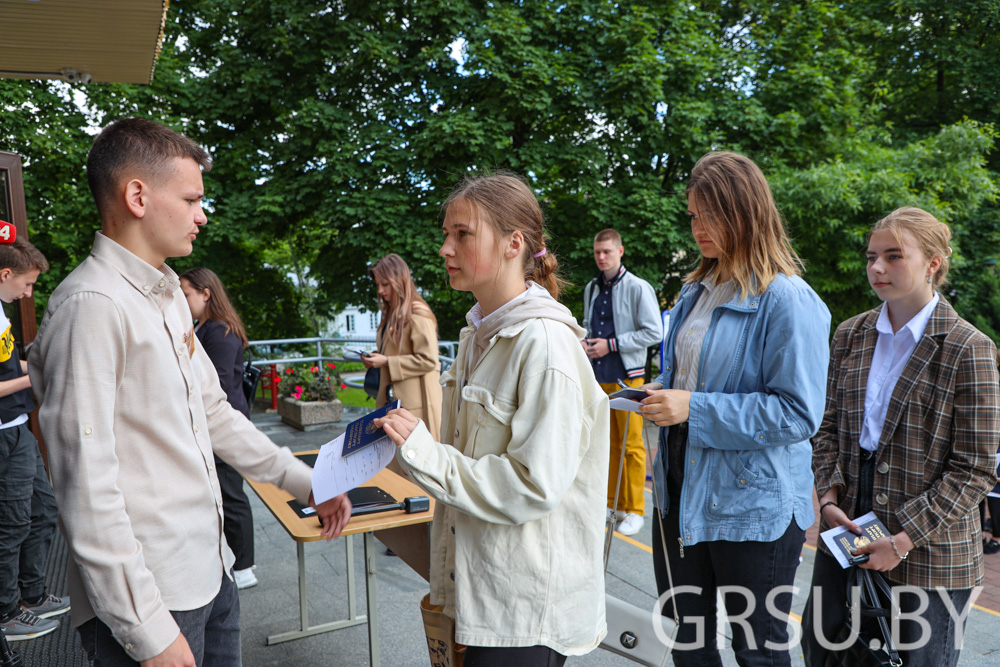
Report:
288,451,397,518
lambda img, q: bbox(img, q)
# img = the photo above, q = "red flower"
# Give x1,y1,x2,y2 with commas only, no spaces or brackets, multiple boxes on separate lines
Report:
310,366,319,372
274,377,281,383
326,362,336,369
340,383,347,389
285,368,295,374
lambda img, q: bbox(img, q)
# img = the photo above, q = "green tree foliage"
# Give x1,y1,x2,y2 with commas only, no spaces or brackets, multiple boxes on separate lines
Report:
2,0,998,341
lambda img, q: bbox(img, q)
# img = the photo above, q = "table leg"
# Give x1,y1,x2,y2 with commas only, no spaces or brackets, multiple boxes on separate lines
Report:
266,536,369,645
365,532,381,666
347,533,357,619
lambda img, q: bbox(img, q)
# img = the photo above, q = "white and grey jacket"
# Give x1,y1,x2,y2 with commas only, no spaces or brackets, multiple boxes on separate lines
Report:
582,268,662,378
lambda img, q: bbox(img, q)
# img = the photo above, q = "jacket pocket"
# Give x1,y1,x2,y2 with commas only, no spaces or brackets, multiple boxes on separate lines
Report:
460,384,515,459
706,451,782,522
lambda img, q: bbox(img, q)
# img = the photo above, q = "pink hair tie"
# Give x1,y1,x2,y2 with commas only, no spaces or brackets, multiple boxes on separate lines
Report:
533,248,547,258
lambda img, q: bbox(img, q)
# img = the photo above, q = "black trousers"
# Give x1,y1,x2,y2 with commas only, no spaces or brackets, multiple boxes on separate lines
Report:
463,645,567,667
214,456,254,571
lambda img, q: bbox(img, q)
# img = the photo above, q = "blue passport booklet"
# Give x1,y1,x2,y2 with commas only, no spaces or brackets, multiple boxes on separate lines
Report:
341,399,401,457
819,511,892,569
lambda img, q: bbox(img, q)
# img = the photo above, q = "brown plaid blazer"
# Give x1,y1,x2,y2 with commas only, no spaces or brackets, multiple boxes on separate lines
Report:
813,298,1000,589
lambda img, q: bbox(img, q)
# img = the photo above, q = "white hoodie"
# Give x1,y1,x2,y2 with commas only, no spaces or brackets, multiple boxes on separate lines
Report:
398,283,610,654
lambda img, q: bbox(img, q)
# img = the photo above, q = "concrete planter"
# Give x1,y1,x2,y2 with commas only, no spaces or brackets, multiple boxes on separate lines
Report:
277,397,343,431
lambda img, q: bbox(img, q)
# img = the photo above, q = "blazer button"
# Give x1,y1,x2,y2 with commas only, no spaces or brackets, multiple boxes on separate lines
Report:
877,462,890,474
450,572,455,581
876,493,889,505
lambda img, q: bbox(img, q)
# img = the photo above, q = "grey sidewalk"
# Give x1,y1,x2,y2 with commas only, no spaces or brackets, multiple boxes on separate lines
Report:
14,408,1000,665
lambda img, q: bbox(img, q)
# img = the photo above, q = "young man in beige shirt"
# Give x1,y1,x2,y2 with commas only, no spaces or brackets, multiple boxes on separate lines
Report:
28,118,351,666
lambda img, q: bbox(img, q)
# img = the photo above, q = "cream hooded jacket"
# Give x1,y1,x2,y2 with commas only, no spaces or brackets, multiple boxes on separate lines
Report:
398,283,609,654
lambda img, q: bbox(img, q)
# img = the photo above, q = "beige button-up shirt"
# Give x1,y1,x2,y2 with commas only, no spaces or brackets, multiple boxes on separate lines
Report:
28,232,312,661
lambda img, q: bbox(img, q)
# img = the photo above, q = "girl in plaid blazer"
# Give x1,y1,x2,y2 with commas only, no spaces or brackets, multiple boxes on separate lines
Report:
803,207,1000,667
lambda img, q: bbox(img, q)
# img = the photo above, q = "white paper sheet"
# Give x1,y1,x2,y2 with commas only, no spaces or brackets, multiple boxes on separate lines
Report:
609,397,644,413
311,432,397,504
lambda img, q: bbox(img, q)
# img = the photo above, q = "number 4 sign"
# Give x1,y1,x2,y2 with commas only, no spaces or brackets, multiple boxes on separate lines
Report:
0,221,16,245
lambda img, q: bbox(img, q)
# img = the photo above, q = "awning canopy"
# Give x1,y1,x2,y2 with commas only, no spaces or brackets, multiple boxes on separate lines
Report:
0,0,169,84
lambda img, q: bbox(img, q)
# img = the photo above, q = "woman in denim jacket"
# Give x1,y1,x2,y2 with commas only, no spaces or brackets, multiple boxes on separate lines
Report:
641,152,831,666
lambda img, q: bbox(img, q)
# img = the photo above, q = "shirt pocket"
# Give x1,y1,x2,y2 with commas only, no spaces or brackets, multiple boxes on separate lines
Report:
706,450,782,522
460,384,515,459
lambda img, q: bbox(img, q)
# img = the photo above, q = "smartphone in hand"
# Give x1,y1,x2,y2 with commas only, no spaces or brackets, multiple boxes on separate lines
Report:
349,348,372,358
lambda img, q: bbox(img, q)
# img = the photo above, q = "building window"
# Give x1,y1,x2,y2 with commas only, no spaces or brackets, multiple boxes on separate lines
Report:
370,312,378,329
345,314,355,333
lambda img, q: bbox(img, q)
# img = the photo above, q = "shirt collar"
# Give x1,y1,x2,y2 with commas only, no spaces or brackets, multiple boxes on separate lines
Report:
875,292,940,342
599,265,627,288
91,232,179,297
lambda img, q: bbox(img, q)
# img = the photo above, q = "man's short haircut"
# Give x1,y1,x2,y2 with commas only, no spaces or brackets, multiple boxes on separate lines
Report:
0,238,50,275
87,117,212,217
594,228,622,246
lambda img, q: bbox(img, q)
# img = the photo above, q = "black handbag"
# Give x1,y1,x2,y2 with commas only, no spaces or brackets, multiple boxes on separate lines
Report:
841,567,903,667
242,348,262,405
363,366,381,399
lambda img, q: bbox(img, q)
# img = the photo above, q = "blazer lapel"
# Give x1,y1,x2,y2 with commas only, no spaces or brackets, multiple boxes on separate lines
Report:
846,310,881,443
877,299,955,445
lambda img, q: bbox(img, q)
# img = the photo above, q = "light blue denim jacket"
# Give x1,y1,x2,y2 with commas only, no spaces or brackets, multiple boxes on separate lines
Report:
652,274,831,546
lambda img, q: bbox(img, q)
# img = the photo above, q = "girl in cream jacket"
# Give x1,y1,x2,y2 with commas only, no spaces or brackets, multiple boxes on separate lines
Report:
377,172,609,665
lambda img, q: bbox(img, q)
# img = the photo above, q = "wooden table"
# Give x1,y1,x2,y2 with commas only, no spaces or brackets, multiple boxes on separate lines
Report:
246,454,434,665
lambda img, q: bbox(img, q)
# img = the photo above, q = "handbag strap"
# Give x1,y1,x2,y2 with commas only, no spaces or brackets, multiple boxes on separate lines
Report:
851,567,903,667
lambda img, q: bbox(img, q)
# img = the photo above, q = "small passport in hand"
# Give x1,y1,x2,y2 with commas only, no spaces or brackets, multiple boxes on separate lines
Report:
820,511,892,569
341,399,401,457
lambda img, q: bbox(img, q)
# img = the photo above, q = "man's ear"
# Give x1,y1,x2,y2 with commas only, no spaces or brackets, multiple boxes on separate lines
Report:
0,268,11,283
124,179,148,219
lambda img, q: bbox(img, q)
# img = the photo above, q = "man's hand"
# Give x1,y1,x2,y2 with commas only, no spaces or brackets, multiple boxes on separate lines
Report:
310,492,353,540
584,338,610,359
375,409,420,446
639,389,691,426
361,352,388,369
139,633,195,667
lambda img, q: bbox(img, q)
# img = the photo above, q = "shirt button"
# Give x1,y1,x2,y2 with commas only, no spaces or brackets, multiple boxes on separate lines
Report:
877,462,890,474
84,426,93,435
194,426,200,433
876,493,889,505
142,285,150,291
680,368,686,374
158,280,165,288
125,643,134,651
177,346,184,356
451,525,455,534
405,450,416,461
739,479,746,485
450,572,455,581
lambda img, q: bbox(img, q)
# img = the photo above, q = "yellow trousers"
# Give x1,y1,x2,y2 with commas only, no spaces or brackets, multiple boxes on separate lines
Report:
601,377,646,516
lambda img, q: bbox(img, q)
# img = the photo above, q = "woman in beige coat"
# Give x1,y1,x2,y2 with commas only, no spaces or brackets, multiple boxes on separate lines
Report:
362,254,442,440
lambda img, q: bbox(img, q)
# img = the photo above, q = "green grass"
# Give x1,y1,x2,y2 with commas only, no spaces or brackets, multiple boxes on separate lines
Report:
337,386,375,408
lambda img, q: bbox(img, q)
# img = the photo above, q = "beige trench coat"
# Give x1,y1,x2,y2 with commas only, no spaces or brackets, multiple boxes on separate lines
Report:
375,305,442,440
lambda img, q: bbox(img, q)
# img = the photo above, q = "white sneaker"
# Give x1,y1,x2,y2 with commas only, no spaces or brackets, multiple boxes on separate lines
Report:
616,513,644,536
234,567,258,589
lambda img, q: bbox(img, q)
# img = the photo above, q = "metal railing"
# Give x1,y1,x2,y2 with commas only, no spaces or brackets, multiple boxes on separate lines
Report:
247,336,456,410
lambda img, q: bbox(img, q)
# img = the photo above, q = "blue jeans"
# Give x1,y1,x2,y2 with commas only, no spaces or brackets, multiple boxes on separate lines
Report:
652,513,805,667
0,423,58,618
78,573,241,666
801,550,973,667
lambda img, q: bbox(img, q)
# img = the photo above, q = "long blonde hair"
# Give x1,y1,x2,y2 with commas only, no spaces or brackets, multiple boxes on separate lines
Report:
685,152,803,297
368,254,436,346
443,171,566,299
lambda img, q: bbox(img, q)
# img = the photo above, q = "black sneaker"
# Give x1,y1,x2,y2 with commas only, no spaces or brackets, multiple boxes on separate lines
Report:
21,593,70,619
0,608,59,641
